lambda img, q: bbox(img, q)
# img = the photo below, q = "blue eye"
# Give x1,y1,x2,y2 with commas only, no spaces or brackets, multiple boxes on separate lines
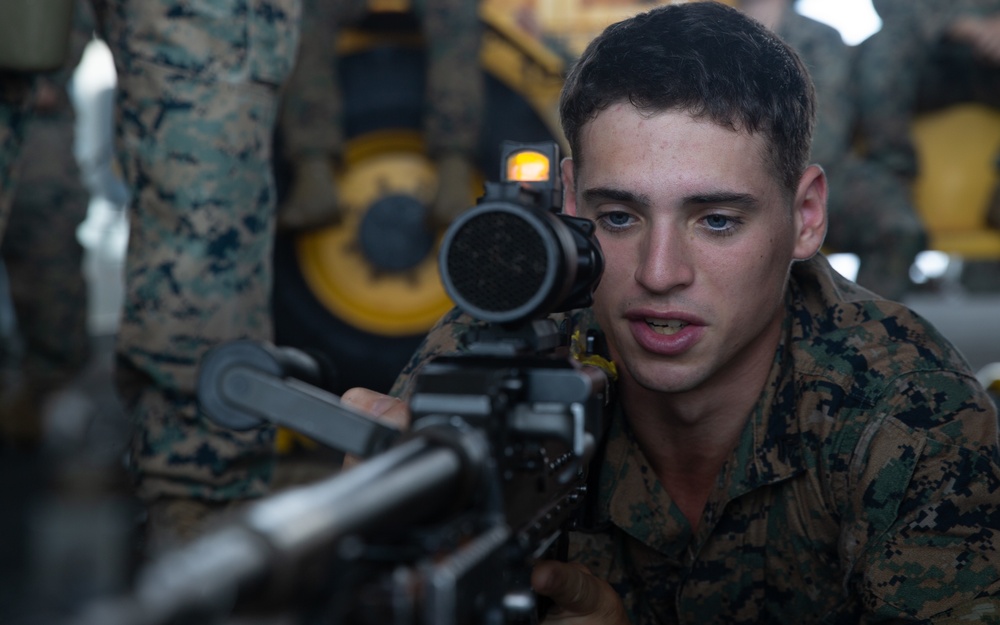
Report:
606,212,632,226
705,214,731,230
703,214,744,235
597,211,636,232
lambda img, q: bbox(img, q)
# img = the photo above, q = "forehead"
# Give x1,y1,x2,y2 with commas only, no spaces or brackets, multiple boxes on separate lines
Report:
575,104,780,195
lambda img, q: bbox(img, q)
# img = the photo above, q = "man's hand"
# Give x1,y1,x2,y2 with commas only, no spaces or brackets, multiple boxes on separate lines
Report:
429,152,475,231
532,560,629,625
340,388,411,469
277,154,343,231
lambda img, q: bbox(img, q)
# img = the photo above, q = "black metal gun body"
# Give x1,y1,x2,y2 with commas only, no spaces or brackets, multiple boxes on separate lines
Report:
73,141,608,625
329,340,609,625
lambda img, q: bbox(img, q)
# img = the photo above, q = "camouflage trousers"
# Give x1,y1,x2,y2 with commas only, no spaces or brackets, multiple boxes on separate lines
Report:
111,62,283,502
279,0,483,161
2,114,91,392
99,0,301,502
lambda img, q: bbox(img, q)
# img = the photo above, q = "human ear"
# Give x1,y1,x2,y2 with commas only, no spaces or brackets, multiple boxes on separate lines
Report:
792,164,828,260
561,157,578,216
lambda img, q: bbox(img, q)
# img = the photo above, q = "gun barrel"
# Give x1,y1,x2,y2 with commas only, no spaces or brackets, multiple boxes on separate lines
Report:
73,434,478,625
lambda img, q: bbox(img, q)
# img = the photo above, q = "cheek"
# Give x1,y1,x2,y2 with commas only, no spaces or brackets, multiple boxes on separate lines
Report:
729,249,790,309
592,240,636,305
708,240,790,299
591,267,621,321
594,236,634,277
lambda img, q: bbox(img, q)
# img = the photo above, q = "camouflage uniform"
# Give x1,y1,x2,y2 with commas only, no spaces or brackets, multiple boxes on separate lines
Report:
776,7,926,301
91,0,301,503
0,1,94,445
276,0,483,227
280,0,482,165
390,254,1000,623
857,0,1000,180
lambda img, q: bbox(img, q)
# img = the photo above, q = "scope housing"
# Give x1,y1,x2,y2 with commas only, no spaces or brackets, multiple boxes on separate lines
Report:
438,141,603,326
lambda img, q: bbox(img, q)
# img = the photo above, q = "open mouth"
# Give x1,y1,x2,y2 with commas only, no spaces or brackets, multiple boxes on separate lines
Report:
646,318,689,335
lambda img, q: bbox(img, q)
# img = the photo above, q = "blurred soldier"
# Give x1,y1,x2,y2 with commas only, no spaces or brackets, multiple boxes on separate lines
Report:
90,0,301,549
0,2,94,448
739,0,926,301
0,77,33,238
277,0,483,232
858,0,1000,204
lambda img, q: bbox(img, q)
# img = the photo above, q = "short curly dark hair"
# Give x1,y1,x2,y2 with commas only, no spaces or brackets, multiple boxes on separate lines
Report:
559,1,816,194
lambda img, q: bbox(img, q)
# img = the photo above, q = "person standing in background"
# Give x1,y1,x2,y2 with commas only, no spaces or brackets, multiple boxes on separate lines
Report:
0,0,95,449
858,0,1000,183
276,0,484,232
90,0,301,552
739,0,927,301
858,0,1000,246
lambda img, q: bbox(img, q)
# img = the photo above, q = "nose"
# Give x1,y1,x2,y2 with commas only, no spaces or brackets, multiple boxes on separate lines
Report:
634,224,694,293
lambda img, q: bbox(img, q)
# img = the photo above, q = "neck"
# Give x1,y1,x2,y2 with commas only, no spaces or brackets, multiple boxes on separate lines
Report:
623,378,753,480
620,312,784,529
623,385,755,531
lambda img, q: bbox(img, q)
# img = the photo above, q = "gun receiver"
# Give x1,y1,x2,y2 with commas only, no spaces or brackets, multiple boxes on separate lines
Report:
72,141,608,625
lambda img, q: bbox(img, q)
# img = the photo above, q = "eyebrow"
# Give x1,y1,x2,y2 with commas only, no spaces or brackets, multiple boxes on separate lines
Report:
581,187,759,210
684,191,759,209
581,187,651,208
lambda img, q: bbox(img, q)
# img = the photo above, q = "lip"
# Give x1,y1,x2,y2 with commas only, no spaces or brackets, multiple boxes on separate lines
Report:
625,309,706,357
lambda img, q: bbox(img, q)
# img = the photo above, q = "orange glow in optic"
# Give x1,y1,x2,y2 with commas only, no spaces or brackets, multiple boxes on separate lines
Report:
506,150,551,182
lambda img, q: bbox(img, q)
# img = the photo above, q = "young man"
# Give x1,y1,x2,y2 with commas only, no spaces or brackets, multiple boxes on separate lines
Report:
343,2,1000,622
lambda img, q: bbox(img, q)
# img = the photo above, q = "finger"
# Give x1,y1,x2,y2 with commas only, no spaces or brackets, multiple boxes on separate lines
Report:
532,561,602,616
339,388,412,471
341,387,410,428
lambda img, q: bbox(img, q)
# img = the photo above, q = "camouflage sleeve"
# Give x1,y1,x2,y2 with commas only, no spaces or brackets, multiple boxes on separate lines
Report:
412,0,484,158
840,369,1000,622
278,0,367,160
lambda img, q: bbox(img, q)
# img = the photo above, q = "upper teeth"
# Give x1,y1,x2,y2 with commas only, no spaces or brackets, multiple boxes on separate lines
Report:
647,319,688,335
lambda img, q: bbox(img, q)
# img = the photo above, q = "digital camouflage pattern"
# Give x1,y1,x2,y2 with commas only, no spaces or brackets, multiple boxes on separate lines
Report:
92,0,301,501
391,254,1000,623
776,7,926,302
857,0,1000,180
279,0,483,162
1,100,91,370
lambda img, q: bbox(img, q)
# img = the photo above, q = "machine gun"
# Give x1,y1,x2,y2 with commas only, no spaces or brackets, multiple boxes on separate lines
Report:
73,141,608,625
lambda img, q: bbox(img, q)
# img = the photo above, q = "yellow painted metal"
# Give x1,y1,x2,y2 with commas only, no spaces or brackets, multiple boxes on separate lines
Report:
295,131,474,336
478,2,567,149
294,8,567,338
911,104,1000,259
530,0,705,56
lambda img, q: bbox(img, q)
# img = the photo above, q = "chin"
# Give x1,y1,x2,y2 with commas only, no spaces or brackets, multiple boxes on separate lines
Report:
626,362,708,395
